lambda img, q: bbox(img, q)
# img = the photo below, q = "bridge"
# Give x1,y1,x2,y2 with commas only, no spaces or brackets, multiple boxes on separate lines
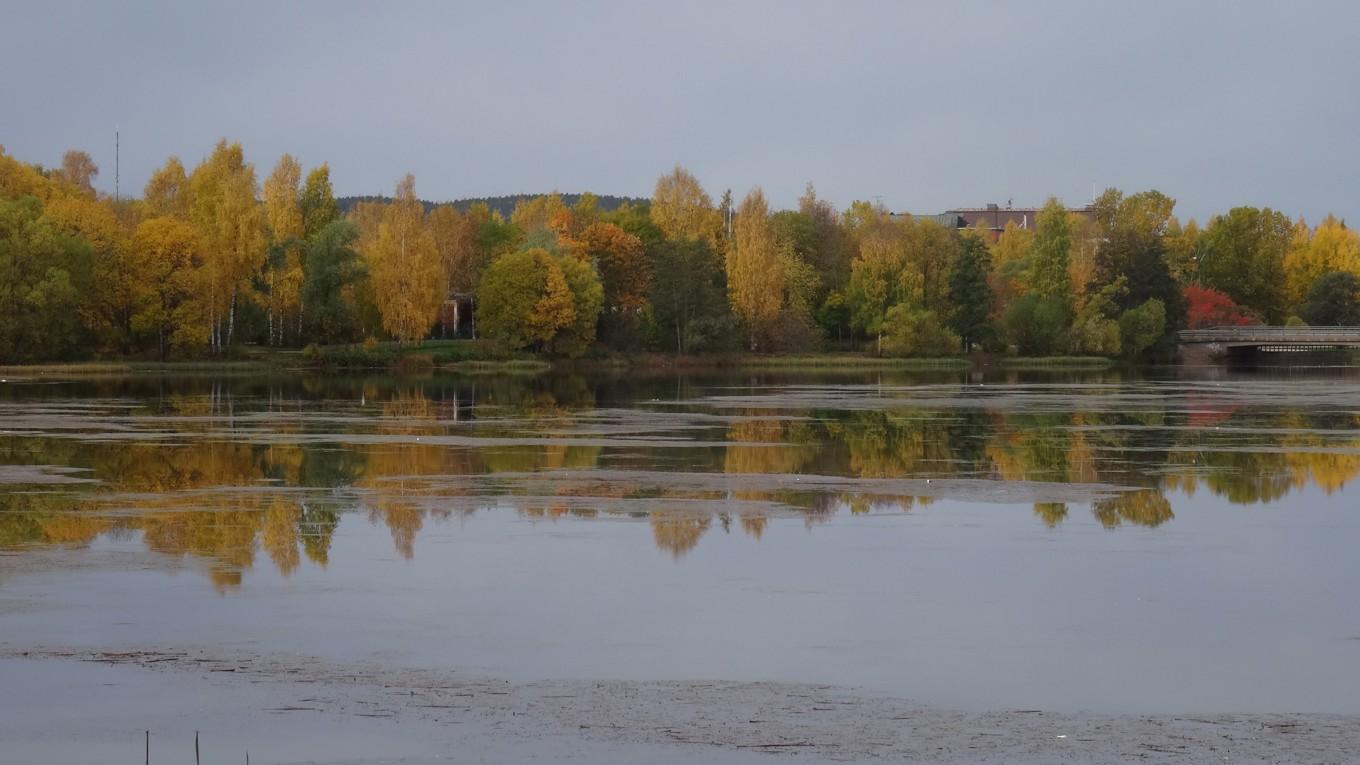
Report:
1178,326,1360,352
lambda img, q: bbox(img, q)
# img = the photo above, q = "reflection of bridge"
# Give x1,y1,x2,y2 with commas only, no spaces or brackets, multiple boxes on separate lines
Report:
1179,327,1360,352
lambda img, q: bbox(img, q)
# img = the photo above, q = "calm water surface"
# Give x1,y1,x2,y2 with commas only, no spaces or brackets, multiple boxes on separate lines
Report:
2,367,1358,714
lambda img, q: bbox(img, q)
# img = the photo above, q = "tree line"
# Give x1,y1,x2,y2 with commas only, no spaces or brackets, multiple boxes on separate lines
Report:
5,141,1360,362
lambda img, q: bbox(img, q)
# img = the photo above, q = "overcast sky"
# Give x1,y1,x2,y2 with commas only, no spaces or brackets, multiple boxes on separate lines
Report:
3,1,1357,222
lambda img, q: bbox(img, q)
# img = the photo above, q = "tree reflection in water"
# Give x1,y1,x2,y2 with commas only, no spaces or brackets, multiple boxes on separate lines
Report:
0,370,1357,587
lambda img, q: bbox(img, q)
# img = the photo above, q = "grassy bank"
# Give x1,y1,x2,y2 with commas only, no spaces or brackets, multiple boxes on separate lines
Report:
572,353,973,371
994,356,1115,369
0,347,1123,378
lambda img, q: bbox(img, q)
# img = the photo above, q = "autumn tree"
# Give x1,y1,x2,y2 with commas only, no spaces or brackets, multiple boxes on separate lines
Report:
131,216,203,357
364,175,443,344
1283,214,1360,308
476,248,601,356
188,140,266,352
651,165,721,245
299,164,339,241
262,154,305,344
798,183,850,293
1164,217,1202,285
1184,284,1256,329
510,192,568,234
551,253,605,357
576,221,649,346
54,150,98,195
845,205,910,353
728,188,783,349
143,157,191,219
989,220,1034,315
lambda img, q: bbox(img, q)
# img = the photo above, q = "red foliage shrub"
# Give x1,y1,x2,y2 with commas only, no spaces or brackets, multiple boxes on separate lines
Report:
1185,284,1258,329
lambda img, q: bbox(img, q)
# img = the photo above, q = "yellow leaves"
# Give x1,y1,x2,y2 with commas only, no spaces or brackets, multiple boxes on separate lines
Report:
143,157,190,219
1284,214,1360,306
510,191,567,232
577,221,649,312
427,203,477,293
728,187,782,347
527,252,577,341
363,174,444,343
130,216,204,352
651,165,722,245
263,153,303,243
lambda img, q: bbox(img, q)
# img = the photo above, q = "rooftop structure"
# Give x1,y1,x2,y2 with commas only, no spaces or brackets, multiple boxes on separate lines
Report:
897,202,1093,241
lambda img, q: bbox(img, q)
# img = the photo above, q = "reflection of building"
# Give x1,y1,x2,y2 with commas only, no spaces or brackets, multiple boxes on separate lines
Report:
898,202,1094,242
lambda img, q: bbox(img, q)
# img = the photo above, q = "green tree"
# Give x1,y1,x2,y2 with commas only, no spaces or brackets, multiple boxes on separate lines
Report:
477,248,598,356
476,250,548,350
1086,189,1185,354
1198,206,1292,323
1027,198,1073,315
1003,294,1067,355
650,238,727,354
1070,277,1124,356
947,232,993,350
1300,271,1360,326
1118,298,1166,358
881,305,959,357
0,197,91,361
302,220,364,343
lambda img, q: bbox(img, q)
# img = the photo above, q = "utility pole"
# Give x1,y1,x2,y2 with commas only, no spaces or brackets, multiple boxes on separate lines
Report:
115,125,120,201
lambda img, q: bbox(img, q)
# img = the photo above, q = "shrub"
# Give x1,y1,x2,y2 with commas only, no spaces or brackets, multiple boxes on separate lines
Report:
1002,295,1068,355
1118,298,1166,358
881,305,960,357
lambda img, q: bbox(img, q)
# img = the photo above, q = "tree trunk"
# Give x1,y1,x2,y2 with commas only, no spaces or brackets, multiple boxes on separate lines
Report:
226,288,237,351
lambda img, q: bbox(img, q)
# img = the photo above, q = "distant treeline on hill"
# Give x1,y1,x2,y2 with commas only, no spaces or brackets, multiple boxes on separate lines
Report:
336,193,648,218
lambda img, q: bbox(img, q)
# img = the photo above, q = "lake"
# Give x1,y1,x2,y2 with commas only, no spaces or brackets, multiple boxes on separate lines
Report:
2,366,1359,761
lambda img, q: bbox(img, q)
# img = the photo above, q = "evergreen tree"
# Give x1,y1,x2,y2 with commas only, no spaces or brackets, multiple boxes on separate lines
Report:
947,232,994,350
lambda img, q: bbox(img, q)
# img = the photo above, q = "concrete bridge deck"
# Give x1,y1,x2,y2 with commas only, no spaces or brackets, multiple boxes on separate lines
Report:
1178,327,1360,349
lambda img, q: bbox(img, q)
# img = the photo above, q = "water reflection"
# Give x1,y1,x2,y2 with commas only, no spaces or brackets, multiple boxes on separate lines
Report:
1,368,1359,588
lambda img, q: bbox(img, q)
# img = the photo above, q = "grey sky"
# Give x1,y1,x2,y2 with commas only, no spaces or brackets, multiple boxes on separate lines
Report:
3,1,1356,222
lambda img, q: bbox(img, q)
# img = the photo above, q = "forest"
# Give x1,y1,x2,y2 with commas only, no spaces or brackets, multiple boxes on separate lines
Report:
4,140,1360,363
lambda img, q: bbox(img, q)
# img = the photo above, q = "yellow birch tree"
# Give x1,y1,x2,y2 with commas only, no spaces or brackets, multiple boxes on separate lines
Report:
728,187,783,349
364,174,442,343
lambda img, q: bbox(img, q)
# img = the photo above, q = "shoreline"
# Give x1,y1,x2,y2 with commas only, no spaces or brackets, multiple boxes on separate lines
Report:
0,351,1121,379
2,646,1356,764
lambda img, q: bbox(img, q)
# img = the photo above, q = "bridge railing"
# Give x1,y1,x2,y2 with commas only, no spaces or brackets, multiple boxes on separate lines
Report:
1179,326,1360,343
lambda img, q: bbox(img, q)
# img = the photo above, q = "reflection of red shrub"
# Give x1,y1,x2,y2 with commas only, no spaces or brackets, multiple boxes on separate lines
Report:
1185,284,1258,329
1185,394,1236,428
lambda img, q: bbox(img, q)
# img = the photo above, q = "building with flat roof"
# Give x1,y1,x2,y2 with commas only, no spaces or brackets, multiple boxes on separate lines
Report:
898,202,1093,241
